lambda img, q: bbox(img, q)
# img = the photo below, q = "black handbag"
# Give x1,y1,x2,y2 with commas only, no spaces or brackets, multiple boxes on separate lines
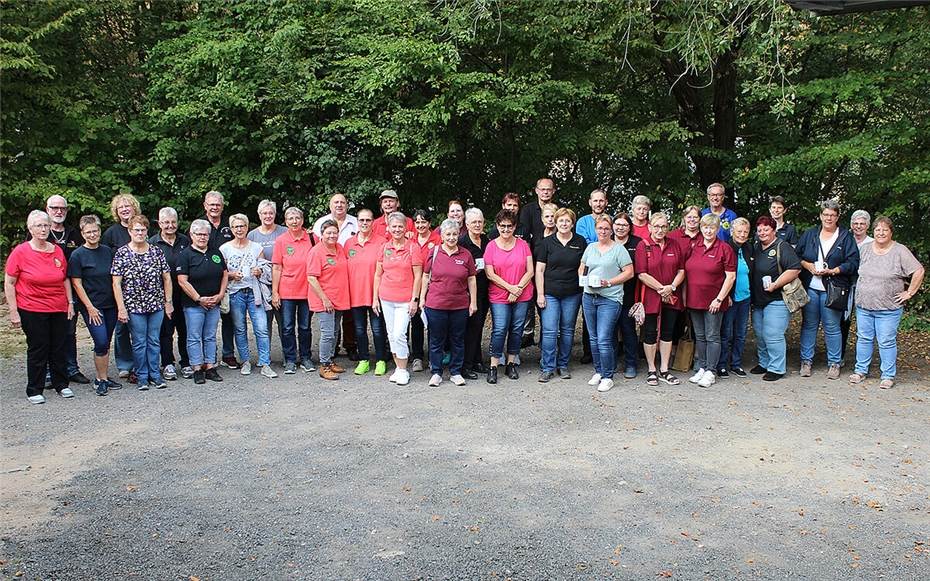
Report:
819,240,849,311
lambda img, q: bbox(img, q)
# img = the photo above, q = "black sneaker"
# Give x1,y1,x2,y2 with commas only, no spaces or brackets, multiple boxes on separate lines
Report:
472,362,487,374
205,368,223,382
558,367,571,379
717,368,730,378
538,371,554,383
221,356,238,370
94,379,109,396
462,370,479,380
731,367,747,377
193,369,206,384
749,365,767,375
762,371,784,382
106,378,123,390
69,371,91,384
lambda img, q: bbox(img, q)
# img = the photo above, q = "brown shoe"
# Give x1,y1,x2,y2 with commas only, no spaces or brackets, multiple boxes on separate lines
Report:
800,361,812,377
329,362,346,374
826,364,840,380
318,365,339,380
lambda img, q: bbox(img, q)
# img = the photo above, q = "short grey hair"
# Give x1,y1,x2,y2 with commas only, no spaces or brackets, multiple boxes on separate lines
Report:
850,209,871,225
27,210,50,227
189,219,212,234
706,182,725,195
732,217,750,230
820,199,841,213
387,211,407,225
700,213,721,229
649,211,669,226
204,190,224,204
465,208,484,223
284,206,303,220
158,207,178,222
257,199,276,214
439,219,460,236
631,195,651,210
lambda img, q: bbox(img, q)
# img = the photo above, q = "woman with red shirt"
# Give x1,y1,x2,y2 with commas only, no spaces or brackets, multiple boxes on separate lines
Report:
409,209,441,372
344,209,390,377
373,212,424,386
307,220,351,380
635,212,686,386
667,206,702,256
271,207,316,374
5,210,75,404
684,214,736,388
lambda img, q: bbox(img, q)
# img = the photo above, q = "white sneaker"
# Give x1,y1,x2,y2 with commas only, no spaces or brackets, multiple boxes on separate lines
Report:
411,359,423,372
163,364,178,380
450,374,466,386
597,378,614,392
27,394,46,405
429,373,442,387
697,371,716,388
389,368,400,383
587,373,602,386
180,366,194,379
689,368,707,384
240,361,252,375
260,365,278,378
118,369,130,379
396,369,410,386
59,387,75,398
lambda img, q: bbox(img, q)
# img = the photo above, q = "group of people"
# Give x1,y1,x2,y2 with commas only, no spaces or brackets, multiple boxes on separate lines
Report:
5,180,924,404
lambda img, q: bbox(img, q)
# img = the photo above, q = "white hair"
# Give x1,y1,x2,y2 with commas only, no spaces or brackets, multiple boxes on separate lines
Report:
159,207,178,221
387,211,407,225
465,207,484,223
850,209,871,225
189,219,212,234
204,190,224,204
27,210,50,228
439,218,461,235
258,199,276,214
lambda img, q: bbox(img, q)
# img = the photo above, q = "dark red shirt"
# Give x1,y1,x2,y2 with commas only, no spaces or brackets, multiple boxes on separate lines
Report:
634,237,685,314
667,228,701,258
423,246,476,311
684,238,736,311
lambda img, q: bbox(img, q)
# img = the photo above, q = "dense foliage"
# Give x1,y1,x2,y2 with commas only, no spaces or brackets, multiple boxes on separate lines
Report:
2,0,927,305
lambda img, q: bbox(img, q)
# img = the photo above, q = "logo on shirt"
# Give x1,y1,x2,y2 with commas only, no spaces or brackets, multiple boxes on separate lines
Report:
384,248,393,256
286,246,295,255
454,259,465,265
326,257,336,265
348,249,357,257
54,258,62,268
768,249,777,257
211,254,221,263
721,220,731,230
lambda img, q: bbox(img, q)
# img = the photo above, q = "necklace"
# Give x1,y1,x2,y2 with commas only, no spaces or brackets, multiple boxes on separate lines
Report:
50,228,66,244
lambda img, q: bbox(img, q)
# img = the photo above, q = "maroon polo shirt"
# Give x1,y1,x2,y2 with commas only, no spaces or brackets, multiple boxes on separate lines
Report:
684,238,736,311
667,228,701,258
423,246,477,311
634,237,685,314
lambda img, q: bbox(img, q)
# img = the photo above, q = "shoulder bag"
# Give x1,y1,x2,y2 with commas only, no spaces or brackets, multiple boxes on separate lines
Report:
776,241,809,314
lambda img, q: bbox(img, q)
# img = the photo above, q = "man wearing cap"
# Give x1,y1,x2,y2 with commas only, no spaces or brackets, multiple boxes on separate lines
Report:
371,189,415,240
28,195,90,384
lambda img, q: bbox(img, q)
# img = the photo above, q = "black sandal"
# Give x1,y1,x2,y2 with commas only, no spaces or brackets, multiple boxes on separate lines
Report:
646,371,659,386
659,371,680,385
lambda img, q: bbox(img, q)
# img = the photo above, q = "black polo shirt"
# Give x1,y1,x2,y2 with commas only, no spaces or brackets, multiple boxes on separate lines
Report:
519,200,545,250
458,231,490,294
27,225,83,260
150,233,191,283
620,234,642,308
102,223,132,249
176,246,227,308
67,245,115,309
201,214,234,251
751,239,801,307
536,232,586,298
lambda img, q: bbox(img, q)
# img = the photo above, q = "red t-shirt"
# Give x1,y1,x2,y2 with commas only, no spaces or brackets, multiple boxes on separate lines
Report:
632,223,651,242
684,238,736,311
5,242,69,312
271,229,314,300
416,231,442,263
634,237,685,314
424,246,476,310
483,238,534,304
371,215,415,240
306,243,350,312
377,240,423,302
344,234,382,308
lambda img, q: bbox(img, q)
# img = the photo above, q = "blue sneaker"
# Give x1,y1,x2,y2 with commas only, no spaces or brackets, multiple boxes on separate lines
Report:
94,379,109,396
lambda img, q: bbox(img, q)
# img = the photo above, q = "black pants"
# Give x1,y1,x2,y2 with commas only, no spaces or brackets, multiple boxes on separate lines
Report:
221,310,235,361
464,292,490,370
410,308,425,360
160,298,189,368
340,308,357,353
20,309,69,397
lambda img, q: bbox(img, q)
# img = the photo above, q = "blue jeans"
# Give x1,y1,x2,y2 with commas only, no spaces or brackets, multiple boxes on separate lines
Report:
317,310,342,365
184,305,221,367
720,298,750,370
425,307,468,375
352,306,388,362
281,299,311,365
114,320,134,372
229,288,271,366
855,307,902,379
800,288,843,365
582,293,621,379
539,293,582,373
80,306,118,356
614,303,639,372
128,310,164,384
489,301,530,361
752,300,790,374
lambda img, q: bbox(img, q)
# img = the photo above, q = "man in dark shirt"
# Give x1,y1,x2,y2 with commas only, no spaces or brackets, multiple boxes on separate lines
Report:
200,190,237,369
517,177,556,347
150,207,192,379
28,195,88,384
488,192,530,241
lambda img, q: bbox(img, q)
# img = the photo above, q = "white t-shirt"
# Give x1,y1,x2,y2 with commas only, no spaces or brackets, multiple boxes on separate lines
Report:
220,240,263,293
810,229,839,291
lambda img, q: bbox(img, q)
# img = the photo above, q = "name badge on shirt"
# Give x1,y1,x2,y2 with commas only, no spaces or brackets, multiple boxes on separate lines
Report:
454,259,465,265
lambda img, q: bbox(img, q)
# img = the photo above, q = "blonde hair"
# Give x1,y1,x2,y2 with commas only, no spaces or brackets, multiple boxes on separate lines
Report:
110,193,140,222
228,213,249,228
699,213,721,229
554,207,576,224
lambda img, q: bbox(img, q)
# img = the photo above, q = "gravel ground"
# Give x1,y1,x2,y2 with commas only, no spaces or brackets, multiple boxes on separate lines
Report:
2,328,929,580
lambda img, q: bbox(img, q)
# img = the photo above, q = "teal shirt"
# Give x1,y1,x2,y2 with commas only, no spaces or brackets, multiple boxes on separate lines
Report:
734,250,751,302
581,242,632,303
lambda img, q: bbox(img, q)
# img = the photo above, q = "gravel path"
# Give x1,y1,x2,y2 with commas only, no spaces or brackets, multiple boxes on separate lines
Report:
2,337,928,579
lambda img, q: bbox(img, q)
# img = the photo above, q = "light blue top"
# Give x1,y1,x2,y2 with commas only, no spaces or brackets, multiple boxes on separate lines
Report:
581,242,632,303
734,251,751,302
575,214,599,244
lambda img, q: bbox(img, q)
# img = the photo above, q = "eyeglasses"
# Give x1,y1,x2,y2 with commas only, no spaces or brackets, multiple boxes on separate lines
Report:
232,224,247,229
32,223,51,229
191,232,210,236
614,222,629,227
48,206,67,212
358,218,373,222
497,224,515,229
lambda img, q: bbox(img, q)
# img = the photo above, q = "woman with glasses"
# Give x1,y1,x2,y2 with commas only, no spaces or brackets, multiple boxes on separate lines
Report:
345,209,390,376
483,210,534,383
409,209,440,372
459,208,491,379
112,215,173,390
272,207,316,374
102,192,142,379
150,207,191,381
612,213,642,379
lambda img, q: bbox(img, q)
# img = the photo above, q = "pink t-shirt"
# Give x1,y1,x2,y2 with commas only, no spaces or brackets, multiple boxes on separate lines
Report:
424,246,476,310
377,240,423,303
344,234,382,308
306,243,350,312
5,243,68,312
484,238,534,304
271,229,314,300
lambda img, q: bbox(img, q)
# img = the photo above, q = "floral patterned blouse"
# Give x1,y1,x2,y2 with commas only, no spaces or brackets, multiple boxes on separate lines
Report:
111,244,170,314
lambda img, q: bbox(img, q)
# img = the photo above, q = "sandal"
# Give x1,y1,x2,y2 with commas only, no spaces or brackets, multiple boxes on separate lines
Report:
646,371,659,386
848,373,866,385
879,378,895,389
659,371,681,385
